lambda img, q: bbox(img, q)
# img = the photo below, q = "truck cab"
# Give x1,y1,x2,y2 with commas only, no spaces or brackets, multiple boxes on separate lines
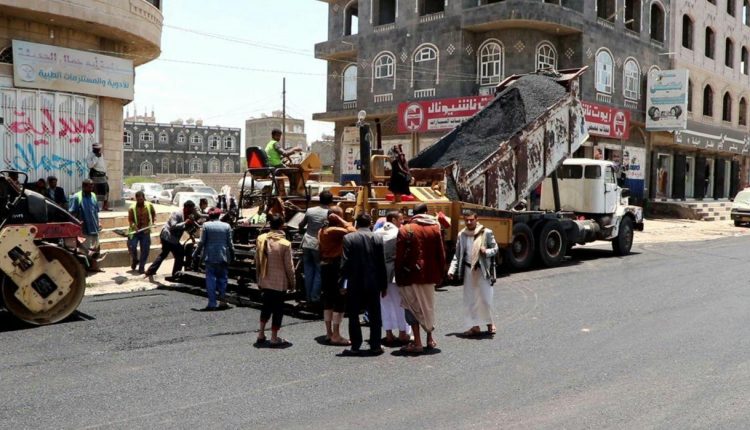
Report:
540,159,624,215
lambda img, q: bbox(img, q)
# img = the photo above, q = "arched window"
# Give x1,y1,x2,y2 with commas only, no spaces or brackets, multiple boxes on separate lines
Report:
159,131,168,144
706,27,716,58
0,46,13,64
412,44,439,90
623,59,641,100
740,97,747,126
344,0,358,36
190,158,202,174
161,157,169,174
342,64,357,101
123,130,132,148
688,79,694,112
703,85,714,116
595,49,614,94
536,42,557,71
176,158,184,174
190,133,203,145
223,135,235,150
374,53,395,79
478,41,503,86
726,38,735,68
223,159,235,173
208,158,221,173
208,134,221,150
723,92,732,122
139,131,153,144
177,132,186,144
650,3,665,42
682,15,694,49
140,161,153,176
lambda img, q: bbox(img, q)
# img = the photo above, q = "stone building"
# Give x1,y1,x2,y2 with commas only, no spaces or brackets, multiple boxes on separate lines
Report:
310,134,336,169
123,121,241,177
245,111,307,153
313,0,676,200
0,0,163,201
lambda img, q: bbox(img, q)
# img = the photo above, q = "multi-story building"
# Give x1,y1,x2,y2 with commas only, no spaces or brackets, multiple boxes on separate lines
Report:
310,134,336,170
123,121,241,177
313,0,677,200
245,111,307,153
0,0,163,200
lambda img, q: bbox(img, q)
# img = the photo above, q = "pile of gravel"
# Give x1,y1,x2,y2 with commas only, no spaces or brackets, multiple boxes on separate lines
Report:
409,74,567,172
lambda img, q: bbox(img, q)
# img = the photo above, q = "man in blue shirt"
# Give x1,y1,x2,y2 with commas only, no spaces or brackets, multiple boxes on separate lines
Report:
192,208,235,311
69,179,101,270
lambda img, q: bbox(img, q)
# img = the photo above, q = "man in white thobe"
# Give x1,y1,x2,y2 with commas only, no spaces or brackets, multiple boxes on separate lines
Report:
86,142,110,211
375,211,412,346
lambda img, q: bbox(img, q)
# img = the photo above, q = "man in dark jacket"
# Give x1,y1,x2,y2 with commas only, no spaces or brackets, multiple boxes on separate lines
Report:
46,176,68,208
340,213,387,356
192,208,235,311
145,200,197,280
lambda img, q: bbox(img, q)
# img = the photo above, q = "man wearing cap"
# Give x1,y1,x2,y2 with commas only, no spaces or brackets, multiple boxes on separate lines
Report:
145,200,198,280
87,143,111,211
46,176,68,208
192,207,235,311
264,128,302,169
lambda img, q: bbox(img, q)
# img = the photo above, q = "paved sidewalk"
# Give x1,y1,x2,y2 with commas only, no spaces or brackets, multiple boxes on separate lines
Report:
85,258,183,296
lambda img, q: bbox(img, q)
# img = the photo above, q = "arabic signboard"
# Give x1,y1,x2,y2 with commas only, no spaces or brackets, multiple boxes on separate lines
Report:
341,126,361,176
674,120,750,155
646,69,688,131
594,142,646,180
12,40,135,100
397,95,494,134
582,101,630,140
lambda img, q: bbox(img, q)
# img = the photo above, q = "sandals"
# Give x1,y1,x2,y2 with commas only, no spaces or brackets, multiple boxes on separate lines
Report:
487,325,497,335
462,328,482,337
253,336,267,347
329,338,351,346
400,342,424,354
426,339,437,350
268,338,291,348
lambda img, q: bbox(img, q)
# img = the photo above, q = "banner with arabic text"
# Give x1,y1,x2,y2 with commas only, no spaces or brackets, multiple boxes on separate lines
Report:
397,96,494,134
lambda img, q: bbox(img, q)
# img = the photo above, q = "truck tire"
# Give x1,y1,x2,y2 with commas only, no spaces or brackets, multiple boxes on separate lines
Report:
505,223,535,270
612,217,634,256
536,220,567,267
735,220,742,227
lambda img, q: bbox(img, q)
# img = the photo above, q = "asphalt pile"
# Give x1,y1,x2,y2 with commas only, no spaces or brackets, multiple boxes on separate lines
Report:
409,74,567,172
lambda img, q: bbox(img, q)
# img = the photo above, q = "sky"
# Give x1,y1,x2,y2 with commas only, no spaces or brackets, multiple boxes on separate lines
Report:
129,0,332,146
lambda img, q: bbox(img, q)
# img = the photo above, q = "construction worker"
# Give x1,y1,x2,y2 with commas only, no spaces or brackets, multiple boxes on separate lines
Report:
127,190,156,274
264,128,302,168
69,179,102,271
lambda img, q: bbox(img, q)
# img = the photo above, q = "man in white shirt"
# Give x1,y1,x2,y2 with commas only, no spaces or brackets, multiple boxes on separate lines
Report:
86,143,110,211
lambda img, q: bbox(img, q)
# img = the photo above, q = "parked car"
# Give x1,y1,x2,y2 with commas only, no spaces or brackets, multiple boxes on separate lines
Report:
730,188,750,227
130,182,164,202
173,192,216,209
171,185,218,204
155,189,173,205
122,187,135,200
161,179,205,192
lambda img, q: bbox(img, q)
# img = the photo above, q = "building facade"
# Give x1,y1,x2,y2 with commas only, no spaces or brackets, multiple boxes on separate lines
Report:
245,112,307,153
123,121,242,177
313,0,678,201
0,0,163,201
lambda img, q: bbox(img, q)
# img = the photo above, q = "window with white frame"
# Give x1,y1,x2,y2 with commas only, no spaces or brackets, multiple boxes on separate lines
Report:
159,131,168,144
478,41,503,86
343,65,358,101
208,158,221,173
623,59,640,100
223,135,235,150
374,54,395,79
595,49,614,94
190,133,203,145
124,130,132,148
223,159,234,173
161,158,169,174
176,158,184,174
190,158,202,174
177,133,186,144
140,161,153,176
208,135,221,150
139,131,154,143
536,42,557,71
415,46,437,62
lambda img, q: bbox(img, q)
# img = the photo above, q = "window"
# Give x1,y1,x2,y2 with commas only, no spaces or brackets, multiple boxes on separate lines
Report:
595,49,614,94
688,79,693,112
740,98,748,126
703,85,714,116
140,161,153,176
161,158,169,174
123,130,132,148
650,3,665,42
139,131,153,143
559,164,583,179
623,59,640,100
625,0,641,31
584,165,602,179
682,15,694,49
745,0,750,26
478,41,503,86
190,158,202,174
415,46,437,62
223,135,235,150
374,0,396,25
597,0,616,21
726,38,735,68
344,1,358,36
208,158,221,173
176,158,184,174
723,92,732,121
208,134,221,150
419,0,445,15
536,42,557,71
159,131,168,144
0,47,13,64
412,44,440,89
743,47,749,74
706,27,716,58
177,133,186,144
729,0,736,16
190,133,203,145
374,53,395,79
223,159,235,173
342,64,357,101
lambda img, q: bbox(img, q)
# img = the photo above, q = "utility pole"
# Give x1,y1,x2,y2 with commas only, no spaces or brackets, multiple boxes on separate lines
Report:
282,77,286,147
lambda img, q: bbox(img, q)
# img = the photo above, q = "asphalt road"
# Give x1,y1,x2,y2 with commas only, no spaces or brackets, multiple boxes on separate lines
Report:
2,237,750,429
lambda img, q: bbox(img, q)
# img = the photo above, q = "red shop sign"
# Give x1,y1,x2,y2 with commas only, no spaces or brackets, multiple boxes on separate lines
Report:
397,95,494,134
582,101,630,140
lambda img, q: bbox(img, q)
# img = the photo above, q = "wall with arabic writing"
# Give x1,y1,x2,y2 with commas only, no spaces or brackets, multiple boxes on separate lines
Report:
0,88,98,198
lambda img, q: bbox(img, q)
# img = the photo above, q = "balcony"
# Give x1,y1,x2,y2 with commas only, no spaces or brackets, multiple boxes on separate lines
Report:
462,2,583,35
315,35,358,60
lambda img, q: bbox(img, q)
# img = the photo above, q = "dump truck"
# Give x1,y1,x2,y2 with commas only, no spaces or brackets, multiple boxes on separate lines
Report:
0,171,87,325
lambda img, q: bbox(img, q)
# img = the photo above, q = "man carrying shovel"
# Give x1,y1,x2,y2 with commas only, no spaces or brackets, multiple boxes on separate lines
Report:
127,190,156,274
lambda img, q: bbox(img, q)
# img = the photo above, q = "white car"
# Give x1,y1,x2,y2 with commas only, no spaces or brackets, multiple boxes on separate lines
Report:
155,189,173,205
130,182,164,202
161,179,206,192
731,188,750,227
173,192,217,209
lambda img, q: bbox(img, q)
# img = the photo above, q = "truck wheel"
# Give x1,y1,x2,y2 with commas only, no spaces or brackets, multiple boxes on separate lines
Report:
536,220,567,267
612,217,634,256
505,223,535,270
735,220,742,227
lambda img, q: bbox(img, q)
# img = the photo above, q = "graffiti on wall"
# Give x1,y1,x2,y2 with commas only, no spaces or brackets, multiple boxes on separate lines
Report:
8,108,96,146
